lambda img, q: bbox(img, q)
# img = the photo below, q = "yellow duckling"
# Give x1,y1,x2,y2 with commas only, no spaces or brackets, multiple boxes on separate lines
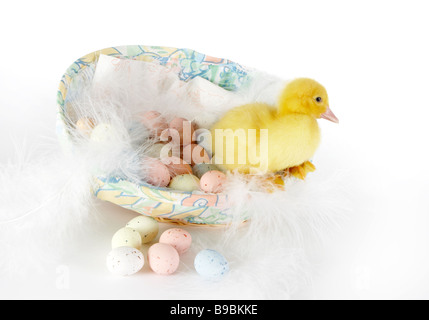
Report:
210,78,338,179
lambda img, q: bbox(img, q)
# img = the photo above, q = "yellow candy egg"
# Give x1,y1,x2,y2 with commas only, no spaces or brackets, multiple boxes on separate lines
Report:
169,174,200,192
126,216,159,244
112,227,142,249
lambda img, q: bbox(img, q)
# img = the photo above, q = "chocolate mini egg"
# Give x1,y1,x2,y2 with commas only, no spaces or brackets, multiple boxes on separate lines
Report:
159,228,192,255
148,243,180,275
140,111,168,137
112,227,142,249
162,156,192,177
76,118,95,136
200,170,227,193
143,158,171,187
182,144,210,166
192,163,222,179
194,249,229,280
168,174,200,192
106,247,144,276
126,215,159,244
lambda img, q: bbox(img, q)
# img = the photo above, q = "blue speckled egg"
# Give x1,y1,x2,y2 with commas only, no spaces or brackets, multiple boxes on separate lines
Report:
194,249,229,280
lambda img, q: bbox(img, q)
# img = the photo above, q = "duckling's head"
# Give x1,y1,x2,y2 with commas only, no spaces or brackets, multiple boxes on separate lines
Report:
278,78,339,123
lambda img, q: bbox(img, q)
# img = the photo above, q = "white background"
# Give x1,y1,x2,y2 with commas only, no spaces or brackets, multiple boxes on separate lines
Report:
1,0,429,300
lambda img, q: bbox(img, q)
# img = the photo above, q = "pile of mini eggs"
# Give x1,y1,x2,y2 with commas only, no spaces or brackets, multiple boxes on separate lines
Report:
76,111,227,194
106,215,229,280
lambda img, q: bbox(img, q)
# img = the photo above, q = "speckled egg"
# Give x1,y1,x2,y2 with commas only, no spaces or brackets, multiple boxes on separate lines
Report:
126,215,159,244
90,123,117,143
145,143,172,159
194,249,229,280
159,228,192,255
148,243,180,275
76,118,95,136
192,163,222,179
194,130,213,156
143,158,171,187
127,121,150,147
140,111,168,137
182,144,210,166
168,117,195,146
168,174,200,192
162,156,192,177
106,247,144,276
200,170,227,193
111,227,142,249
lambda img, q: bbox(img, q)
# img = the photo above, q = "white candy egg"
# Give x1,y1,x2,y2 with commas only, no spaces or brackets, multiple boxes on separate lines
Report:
111,227,142,249
106,247,144,276
90,123,117,143
126,216,159,244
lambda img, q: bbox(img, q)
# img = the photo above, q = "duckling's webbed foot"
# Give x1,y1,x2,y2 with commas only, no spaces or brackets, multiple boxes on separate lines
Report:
289,161,316,180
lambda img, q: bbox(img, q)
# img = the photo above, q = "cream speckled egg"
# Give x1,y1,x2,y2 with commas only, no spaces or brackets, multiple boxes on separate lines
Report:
112,227,142,249
200,170,227,193
90,123,117,143
106,247,144,276
148,243,180,275
159,228,192,255
168,174,200,192
126,216,159,244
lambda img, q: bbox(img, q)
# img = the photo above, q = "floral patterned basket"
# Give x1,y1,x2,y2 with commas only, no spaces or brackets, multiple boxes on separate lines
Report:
57,45,251,226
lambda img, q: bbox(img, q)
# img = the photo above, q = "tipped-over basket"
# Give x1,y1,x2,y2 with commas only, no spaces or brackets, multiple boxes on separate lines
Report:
57,45,254,226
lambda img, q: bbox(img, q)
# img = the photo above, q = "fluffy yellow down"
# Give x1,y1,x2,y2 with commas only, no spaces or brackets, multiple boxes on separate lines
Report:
211,78,331,174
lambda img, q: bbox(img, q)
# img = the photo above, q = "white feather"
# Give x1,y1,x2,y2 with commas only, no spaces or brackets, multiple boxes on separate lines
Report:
0,56,349,298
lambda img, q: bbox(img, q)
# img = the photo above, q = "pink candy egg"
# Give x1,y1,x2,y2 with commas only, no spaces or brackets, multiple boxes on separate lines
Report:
200,170,227,193
148,243,180,275
161,156,193,177
140,111,168,137
159,228,192,255
168,117,195,146
143,158,171,187
182,144,210,166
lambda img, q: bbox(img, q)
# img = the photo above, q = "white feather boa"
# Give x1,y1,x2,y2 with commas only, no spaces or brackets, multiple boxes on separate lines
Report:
0,57,350,299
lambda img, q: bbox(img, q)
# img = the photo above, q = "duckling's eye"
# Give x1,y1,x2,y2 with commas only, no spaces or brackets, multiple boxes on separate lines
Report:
315,97,322,103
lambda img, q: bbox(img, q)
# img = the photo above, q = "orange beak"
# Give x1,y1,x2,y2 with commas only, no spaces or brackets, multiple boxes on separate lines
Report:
320,106,339,123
